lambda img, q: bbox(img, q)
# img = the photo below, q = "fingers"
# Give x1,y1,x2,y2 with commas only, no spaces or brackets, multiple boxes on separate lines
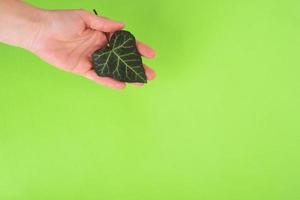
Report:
78,10,125,32
136,41,156,58
135,41,156,84
84,70,126,90
144,64,156,80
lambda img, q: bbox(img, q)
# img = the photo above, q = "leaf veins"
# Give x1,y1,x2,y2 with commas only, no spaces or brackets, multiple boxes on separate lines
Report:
92,30,147,83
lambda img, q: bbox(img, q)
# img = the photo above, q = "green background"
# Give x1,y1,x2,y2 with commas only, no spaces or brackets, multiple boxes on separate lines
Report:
1,0,300,199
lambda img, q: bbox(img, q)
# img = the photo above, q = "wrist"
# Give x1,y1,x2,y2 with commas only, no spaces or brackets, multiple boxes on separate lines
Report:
0,0,46,51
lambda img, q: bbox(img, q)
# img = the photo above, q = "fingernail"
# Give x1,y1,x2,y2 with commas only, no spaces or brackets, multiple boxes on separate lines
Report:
150,50,156,58
147,70,156,80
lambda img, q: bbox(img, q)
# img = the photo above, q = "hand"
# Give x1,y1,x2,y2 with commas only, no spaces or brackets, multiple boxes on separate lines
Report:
29,9,156,89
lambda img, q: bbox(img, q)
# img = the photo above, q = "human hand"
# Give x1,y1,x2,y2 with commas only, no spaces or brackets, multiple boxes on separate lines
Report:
30,9,156,89
0,0,156,89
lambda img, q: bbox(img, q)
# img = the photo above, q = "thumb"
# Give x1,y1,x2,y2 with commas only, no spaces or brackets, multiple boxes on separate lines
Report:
78,10,125,32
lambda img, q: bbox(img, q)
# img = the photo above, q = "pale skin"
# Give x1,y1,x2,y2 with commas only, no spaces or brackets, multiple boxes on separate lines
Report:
0,0,156,89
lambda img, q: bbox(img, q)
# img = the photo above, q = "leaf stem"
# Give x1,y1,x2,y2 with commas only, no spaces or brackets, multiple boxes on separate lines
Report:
93,9,98,15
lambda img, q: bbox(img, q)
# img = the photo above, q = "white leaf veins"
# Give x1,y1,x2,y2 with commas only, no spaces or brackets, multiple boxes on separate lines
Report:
92,30,147,83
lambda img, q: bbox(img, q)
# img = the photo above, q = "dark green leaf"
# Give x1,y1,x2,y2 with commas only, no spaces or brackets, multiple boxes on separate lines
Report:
92,30,147,83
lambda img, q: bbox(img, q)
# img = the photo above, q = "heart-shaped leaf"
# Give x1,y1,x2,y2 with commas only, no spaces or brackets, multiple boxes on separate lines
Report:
92,30,147,83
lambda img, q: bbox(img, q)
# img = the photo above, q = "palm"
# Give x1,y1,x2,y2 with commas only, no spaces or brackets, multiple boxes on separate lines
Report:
34,10,107,74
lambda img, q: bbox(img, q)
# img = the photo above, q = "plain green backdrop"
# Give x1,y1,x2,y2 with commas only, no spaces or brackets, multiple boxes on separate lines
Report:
0,0,300,199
